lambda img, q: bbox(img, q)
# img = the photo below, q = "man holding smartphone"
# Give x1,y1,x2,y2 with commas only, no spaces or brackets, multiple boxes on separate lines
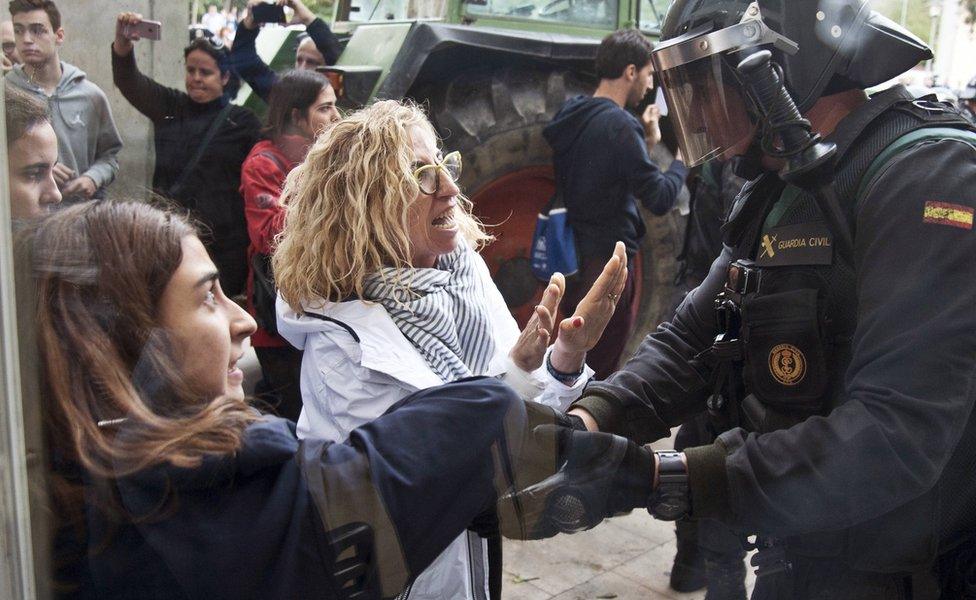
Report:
5,0,122,204
230,0,340,103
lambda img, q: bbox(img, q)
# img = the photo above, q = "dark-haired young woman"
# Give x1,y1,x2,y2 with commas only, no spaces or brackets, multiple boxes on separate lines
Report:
111,11,260,297
239,69,340,420
4,84,61,220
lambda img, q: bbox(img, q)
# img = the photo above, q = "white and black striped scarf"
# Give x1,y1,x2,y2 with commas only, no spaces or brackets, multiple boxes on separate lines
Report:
363,242,496,382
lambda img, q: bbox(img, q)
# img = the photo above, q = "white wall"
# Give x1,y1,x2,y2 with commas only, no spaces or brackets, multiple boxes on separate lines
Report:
54,0,189,200
932,0,976,90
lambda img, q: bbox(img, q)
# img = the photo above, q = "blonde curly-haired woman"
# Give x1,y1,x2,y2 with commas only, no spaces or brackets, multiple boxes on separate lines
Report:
274,100,626,600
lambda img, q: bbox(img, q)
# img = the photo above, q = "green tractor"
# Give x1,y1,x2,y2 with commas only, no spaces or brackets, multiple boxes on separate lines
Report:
249,0,681,359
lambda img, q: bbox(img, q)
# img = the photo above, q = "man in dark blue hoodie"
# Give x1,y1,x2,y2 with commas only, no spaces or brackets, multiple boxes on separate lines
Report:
544,28,687,379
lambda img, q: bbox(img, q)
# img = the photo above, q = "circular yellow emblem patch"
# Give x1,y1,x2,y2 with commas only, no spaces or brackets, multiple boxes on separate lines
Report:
769,344,806,386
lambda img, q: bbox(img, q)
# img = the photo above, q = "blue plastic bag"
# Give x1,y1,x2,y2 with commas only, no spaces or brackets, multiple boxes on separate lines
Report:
530,194,578,281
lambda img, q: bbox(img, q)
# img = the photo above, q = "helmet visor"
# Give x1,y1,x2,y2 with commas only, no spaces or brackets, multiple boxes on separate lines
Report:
654,52,755,167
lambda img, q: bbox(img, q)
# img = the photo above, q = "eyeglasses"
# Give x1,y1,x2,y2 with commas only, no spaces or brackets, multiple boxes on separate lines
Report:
412,151,462,196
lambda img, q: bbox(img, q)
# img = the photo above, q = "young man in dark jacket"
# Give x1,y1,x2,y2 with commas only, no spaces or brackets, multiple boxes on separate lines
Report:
544,29,687,379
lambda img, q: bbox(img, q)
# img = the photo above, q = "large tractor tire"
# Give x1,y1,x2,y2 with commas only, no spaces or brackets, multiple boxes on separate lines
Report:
421,66,683,367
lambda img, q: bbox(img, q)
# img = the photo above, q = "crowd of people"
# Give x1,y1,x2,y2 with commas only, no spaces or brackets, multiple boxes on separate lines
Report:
4,0,976,599
199,4,239,47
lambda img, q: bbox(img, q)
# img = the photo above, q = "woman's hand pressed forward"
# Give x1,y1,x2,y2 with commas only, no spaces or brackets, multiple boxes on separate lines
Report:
550,241,628,373
510,273,565,372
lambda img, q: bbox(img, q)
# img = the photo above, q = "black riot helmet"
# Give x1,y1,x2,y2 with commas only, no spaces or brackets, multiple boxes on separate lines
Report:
652,0,931,166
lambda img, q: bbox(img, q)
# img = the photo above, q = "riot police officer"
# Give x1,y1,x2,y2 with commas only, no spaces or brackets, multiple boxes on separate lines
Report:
553,0,976,597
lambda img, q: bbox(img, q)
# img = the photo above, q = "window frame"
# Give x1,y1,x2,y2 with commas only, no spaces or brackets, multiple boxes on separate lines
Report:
0,84,45,600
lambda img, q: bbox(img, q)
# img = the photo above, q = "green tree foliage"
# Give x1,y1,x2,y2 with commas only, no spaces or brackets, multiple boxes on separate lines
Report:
303,0,338,15
872,0,936,44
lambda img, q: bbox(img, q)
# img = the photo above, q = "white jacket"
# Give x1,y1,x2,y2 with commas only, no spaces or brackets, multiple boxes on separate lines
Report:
277,251,590,600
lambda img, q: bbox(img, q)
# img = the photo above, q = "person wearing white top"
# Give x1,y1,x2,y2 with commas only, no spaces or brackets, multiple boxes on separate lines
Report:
274,100,628,600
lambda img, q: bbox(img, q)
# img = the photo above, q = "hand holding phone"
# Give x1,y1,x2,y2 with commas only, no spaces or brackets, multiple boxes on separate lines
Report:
252,2,287,23
123,19,162,41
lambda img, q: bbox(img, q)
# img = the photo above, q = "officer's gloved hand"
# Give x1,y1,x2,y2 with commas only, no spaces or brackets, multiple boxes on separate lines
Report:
497,423,653,540
555,408,589,432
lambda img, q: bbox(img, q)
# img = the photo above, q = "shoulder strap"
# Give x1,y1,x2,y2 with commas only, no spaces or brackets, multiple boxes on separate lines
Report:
255,149,288,173
829,86,915,164
540,190,565,216
855,126,976,203
302,311,361,343
761,185,803,232
167,102,236,198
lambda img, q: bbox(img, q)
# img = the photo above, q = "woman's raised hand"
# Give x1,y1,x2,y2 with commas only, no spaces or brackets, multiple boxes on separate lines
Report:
550,242,627,371
509,273,565,372
113,12,144,56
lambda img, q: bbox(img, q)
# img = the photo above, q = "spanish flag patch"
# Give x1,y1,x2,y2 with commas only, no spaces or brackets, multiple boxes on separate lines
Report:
923,201,974,230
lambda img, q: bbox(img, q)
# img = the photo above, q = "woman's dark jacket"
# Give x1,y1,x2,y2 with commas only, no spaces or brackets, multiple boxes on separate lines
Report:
111,48,260,295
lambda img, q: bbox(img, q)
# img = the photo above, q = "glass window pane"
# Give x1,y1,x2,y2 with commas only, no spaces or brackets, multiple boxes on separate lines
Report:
463,0,619,28
638,0,670,32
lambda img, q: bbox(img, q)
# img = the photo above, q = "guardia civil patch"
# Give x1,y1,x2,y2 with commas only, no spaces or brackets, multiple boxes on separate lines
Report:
755,222,833,267
769,344,806,386
923,201,973,230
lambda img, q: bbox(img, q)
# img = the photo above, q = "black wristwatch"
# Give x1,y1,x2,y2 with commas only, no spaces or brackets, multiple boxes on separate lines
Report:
648,450,690,521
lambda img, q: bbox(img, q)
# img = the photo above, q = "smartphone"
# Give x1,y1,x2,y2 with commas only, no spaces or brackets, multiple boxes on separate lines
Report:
252,3,287,23
124,19,162,41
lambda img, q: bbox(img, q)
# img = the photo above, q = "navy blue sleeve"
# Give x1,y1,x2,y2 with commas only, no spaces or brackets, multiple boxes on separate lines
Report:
306,18,341,65
299,378,531,596
619,119,687,215
228,24,276,103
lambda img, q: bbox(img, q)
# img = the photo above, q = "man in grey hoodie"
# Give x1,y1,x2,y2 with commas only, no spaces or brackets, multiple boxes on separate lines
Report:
6,0,121,203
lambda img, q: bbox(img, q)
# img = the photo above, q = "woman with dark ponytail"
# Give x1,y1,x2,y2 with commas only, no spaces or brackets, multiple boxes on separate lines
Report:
240,69,340,421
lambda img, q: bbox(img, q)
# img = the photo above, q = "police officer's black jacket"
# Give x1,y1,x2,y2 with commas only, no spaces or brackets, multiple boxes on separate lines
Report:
574,86,976,571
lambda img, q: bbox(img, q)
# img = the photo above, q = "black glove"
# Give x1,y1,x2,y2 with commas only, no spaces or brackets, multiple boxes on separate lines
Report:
469,404,584,538
556,410,588,432
497,424,653,540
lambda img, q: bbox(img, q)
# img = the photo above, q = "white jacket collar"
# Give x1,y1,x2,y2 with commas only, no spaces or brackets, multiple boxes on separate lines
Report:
279,296,445,390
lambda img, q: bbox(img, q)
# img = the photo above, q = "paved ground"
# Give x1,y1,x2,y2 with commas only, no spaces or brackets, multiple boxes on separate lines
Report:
502,511,702,600
500,436,757,600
